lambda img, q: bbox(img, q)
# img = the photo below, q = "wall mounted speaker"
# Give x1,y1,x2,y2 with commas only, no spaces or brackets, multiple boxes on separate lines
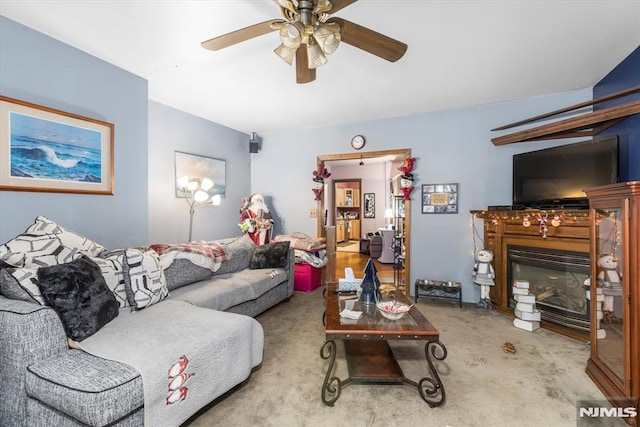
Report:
249,131,260,153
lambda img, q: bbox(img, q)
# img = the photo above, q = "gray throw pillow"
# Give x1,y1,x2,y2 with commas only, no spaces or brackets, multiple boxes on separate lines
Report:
37,256,119,341
249,241,290,269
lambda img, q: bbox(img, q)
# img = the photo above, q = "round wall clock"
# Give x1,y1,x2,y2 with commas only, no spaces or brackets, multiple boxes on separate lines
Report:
351,135,366,150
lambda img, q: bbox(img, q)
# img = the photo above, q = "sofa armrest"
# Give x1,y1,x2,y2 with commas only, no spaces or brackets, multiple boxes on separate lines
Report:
285,247,295,297
0,295,68,425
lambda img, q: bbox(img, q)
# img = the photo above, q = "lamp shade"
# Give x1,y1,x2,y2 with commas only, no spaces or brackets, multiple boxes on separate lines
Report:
201,177,214,191
176,175,190,189
194,189,209,202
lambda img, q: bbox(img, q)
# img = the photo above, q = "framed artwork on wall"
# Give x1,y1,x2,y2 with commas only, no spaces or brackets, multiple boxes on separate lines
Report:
174,151,226,198
422,183,458,214
364,193,375,218
0,96,114,195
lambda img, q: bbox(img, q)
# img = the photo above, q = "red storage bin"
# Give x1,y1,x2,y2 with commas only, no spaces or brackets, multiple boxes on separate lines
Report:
294,263,322,292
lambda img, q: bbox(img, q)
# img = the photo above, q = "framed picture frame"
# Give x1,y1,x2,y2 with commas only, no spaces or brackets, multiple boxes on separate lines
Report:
175,151,226,198
422,183,458,214
363,193,375,218
0,96,114,195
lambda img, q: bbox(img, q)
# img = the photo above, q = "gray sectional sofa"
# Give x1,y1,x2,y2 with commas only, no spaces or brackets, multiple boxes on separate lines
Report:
0,230,294,426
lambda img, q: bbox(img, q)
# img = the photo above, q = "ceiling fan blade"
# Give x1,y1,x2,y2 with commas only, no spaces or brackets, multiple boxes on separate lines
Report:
327,17,407,62
327,0,358,14
296,48,316,84
201,20,284,51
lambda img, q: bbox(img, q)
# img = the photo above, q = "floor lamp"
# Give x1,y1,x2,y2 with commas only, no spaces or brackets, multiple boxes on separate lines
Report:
177,176,221,241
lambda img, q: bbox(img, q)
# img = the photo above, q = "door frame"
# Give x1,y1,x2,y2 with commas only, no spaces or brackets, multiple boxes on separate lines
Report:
316,148,411,294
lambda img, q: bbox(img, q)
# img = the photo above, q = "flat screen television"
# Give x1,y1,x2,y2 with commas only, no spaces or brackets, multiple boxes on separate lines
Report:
512,136,618,208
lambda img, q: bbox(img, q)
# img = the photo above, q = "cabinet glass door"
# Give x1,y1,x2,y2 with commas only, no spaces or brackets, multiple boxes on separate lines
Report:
593,206,626,383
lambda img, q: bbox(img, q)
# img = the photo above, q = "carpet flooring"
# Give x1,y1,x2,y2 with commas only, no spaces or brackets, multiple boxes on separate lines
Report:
185,287,619,427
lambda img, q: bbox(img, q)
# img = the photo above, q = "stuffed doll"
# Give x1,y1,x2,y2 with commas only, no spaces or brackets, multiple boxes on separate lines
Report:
238,194,274,245
312,161,331,201
597,254,623,317
400,173,414,201
473,249,495,309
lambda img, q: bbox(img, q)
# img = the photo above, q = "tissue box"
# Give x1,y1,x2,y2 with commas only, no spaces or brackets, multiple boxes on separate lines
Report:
338,278,363,292
294,263,322,292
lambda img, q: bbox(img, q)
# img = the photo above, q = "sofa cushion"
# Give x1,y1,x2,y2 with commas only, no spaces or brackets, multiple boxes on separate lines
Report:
124,248,169,310
26,349,143,426
164,258,213,291
37,256,119,341
169,273,257,311
26,216,106,256
249,241,290,269
214,235,256,275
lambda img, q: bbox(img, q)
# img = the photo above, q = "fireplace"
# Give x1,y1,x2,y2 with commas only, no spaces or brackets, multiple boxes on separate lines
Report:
507,246,591,332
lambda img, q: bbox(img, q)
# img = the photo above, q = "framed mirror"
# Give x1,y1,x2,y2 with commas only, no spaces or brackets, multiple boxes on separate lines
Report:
364,193,375,218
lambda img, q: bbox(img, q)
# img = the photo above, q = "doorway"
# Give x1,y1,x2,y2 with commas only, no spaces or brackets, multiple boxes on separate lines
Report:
334,179,361,253
316,149,411,294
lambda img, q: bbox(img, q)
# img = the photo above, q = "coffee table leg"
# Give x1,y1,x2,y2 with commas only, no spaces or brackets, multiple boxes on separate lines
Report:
418,339,447,407
320,340,343,406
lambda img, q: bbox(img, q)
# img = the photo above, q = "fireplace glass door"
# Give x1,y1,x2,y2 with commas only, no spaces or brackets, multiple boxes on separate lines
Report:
508,246,590,331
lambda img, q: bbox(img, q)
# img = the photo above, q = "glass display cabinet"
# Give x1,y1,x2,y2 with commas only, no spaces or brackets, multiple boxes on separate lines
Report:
585,182,639,424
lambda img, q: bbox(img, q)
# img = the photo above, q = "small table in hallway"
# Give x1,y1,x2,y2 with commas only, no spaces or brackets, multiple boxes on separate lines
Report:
320,283,447,407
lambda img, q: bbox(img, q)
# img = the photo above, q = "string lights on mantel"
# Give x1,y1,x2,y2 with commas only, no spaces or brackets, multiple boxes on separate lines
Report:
470,209,591,239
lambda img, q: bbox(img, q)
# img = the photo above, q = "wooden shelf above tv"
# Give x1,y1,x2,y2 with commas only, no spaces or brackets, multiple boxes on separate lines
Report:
491,85,640,146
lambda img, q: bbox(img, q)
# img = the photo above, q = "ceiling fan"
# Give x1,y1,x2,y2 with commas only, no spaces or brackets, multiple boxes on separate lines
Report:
201,0,408,84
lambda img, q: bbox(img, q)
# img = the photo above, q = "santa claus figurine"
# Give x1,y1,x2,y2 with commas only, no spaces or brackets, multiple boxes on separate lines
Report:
239,194,274,245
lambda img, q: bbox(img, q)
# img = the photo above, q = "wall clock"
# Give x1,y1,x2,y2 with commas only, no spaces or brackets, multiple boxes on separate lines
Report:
351,135,366,150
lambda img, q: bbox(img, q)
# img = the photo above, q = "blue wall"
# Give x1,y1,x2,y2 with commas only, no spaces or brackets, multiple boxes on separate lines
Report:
593,45,640,181
147,101,251,243
0,17,148,250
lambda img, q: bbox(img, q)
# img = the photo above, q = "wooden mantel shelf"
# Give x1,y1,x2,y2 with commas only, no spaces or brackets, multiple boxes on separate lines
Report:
491,86,640,146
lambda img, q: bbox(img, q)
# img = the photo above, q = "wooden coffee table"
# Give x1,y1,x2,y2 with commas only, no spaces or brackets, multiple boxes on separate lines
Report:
321,283,447,407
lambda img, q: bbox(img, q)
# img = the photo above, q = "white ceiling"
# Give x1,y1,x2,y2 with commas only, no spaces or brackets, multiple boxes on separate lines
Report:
1,1,639,135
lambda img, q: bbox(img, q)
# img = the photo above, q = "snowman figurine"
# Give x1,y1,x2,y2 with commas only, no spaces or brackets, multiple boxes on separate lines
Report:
473,249,495,309
597,254,623,321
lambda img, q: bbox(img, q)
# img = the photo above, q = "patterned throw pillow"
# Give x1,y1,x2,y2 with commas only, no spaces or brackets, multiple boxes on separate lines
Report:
0,216,105,268
123,248,169,310
3,266,46,304
90,251,129,308
37,256,119,341
0,267,39,303
26,216,106,257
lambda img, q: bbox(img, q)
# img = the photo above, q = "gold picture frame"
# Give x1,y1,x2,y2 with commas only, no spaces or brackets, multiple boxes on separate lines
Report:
0,96,114,195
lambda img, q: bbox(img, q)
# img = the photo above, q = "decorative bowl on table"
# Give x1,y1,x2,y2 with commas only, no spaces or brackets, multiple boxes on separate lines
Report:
376,301,411,320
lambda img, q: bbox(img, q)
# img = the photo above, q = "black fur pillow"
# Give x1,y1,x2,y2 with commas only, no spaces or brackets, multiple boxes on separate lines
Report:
37,256,119,341
249,241,290,269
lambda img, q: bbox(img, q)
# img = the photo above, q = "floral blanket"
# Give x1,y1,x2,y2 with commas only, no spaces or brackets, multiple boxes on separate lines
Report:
150,241,227,272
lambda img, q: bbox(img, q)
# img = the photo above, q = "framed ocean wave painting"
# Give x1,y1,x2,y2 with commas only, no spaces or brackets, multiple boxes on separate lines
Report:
0,96,114,195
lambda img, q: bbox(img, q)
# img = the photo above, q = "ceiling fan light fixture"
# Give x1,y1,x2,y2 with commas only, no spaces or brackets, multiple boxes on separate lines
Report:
313,22,340,55
274,43,296,65
313,0,333,15
279,22,303,47
306,42,327,69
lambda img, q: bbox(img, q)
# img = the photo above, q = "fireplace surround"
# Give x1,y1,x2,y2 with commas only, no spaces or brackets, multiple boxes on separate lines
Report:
471,209,591,340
